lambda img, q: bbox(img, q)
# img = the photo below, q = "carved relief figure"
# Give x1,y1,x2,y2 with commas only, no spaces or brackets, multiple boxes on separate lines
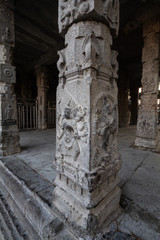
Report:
137,114,155,139
59,0,90,30
57,99,88,161
2,27,12,43
141,76,156,93
2,93,16,122
93,96,117,168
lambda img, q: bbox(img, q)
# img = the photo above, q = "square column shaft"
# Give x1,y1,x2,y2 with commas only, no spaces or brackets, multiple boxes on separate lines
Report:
135,17,160,151
53,0,121,233
0,0,20,155
36,65,49,130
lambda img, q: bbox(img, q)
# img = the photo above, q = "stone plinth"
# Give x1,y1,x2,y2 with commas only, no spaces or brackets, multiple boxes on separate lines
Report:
53,0,121,233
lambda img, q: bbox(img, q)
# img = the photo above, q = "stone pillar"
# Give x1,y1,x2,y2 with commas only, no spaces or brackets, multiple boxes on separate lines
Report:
36,65,49,130
0,0,20,155
130,84,138,125
135,17,160,150
118,70,130,127
53,0,121,233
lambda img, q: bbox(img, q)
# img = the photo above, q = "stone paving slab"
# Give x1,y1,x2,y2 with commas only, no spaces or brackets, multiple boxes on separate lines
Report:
1,127,160,240
118,126,160,240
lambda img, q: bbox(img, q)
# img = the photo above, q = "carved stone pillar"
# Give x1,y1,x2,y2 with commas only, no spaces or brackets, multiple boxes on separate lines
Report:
135,17,160,150
118,70,130,127
130,84,138,126
36,65,49,130
0,0,20,155
53,0,121,233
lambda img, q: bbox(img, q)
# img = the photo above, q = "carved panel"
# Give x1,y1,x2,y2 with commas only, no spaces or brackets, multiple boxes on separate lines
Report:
0,1,14,44
1,92,17,124
137,113,157,139
141,74,158,93
0,64,15,83
142,44,159,62
58,0,119,35
92,94,117,168
57,98,88,161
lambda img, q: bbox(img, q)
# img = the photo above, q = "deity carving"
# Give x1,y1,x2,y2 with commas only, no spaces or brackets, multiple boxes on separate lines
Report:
59,0,119,34
137,114,156,139
2,27,12,43
2,94,16,122
59,0,90,31
93,96,117,168
57,99,88,161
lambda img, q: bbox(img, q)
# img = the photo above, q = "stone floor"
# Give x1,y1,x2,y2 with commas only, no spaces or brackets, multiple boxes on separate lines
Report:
1,126,160,240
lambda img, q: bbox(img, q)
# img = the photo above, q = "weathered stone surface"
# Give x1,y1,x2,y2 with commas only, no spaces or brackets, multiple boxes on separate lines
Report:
0,0,20,155
36,65,49,130
53,0,121,233
58,0,119,36
0,159,63,240
135,17,160,151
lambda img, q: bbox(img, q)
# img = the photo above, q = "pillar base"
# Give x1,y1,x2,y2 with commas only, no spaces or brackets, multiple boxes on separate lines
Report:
53,176,121,232
135,136,158,151
0,127,20,156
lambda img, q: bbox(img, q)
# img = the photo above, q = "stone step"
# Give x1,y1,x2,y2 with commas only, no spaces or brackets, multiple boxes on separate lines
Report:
0,190,29,240
0,159,65,240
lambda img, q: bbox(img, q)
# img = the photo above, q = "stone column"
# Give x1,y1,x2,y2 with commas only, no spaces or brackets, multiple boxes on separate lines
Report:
135,17,160,150
130,84,138,125
118,70,130,127
53,0,121,233
0,0,20,155
36,65,49,130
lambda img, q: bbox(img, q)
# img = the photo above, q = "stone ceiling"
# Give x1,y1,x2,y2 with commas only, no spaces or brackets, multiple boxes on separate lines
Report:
13,0,160,72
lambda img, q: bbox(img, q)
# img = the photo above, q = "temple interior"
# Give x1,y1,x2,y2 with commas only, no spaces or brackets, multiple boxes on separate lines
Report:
0,0,160,239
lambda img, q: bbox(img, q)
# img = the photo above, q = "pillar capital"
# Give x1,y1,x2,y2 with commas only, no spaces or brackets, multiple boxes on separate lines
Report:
58,0,119,36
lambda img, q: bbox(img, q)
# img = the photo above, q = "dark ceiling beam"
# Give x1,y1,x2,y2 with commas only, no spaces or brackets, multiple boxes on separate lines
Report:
23,49,58,73
15,13,60,48
15,31,49,53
